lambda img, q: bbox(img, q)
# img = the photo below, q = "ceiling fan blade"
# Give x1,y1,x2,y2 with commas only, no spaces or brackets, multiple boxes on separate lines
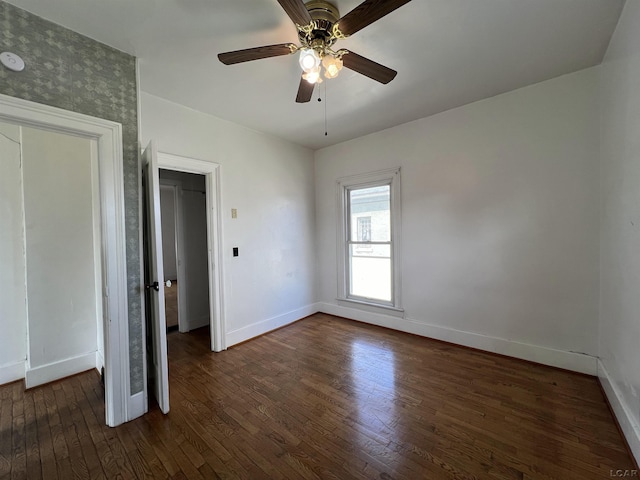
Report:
296,77,314,103
336,0,412,37
218,43,295,65
342,50,397,84
277,0,312,27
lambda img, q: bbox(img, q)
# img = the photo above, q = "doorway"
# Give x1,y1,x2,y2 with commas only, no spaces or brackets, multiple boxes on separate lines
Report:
156,152,225,353
159,170,210,335
142,146,225,414
0,93,129,427
19,125,103,388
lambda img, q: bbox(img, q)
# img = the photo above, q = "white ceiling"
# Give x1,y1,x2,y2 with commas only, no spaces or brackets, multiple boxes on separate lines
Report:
6,0,624,150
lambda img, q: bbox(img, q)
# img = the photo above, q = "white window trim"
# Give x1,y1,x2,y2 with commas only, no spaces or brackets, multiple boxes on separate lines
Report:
336,167,402,311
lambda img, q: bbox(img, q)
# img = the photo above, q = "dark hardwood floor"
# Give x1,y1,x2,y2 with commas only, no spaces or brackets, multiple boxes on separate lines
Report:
0,313,636,479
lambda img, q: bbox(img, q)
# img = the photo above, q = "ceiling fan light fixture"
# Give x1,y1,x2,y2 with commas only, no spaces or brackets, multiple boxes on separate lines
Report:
322,54,343,79
303,66,322,84
299,48,321,73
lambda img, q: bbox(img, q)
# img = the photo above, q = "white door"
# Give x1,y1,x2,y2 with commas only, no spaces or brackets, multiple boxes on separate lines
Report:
142,141,170,414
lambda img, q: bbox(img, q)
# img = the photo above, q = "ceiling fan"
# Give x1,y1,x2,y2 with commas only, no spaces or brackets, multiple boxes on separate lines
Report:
217,0,413,103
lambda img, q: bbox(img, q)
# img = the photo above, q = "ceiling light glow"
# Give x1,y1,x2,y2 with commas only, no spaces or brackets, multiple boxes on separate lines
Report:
299,48,321,73
322,55,343,79
303,67,322,84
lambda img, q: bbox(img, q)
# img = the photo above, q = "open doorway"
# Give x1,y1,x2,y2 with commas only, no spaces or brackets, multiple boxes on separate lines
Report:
142,146,225,414
0,94,129,427
156,151,226,354
159,170,210,336
0,120,104,388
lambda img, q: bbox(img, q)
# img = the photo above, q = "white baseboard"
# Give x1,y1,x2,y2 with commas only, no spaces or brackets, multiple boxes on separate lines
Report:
96,350,104,372
187,314,210,332
25,351,97,389
0,360,25,385
598,360,640,466
318,302,598,375
226,303,320,347
127,390,147,423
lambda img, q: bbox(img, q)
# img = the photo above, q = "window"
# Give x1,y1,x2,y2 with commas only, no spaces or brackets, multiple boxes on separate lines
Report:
337,168,401,309
357,216,371,242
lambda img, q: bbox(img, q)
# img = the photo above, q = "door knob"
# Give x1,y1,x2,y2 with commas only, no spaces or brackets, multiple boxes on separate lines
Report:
165,280,172,288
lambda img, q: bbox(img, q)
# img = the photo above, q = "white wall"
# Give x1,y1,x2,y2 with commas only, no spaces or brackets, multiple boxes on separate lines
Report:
315,68,601,374
159,185,178,280
140,93,317,346
599,0,640,464
21,127,100,386
0,122,27,384
182,187,210,331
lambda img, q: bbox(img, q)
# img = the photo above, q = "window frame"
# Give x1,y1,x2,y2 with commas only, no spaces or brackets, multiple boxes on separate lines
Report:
336,167,402,311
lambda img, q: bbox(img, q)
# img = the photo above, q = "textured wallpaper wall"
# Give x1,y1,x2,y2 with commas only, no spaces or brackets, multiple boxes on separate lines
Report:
0,1,145,394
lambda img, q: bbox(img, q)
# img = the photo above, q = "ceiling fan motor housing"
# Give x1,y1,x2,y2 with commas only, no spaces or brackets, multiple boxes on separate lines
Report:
299,0,340,46
305,0,339,22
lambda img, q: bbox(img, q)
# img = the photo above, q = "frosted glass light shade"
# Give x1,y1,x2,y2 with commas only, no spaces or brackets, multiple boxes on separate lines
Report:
299,48,321,73
303,67,322,84
322,55,343,79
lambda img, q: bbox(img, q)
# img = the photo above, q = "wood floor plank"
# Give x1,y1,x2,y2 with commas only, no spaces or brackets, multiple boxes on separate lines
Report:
53,383,92,480
31,389,58,480
10,385,26,480
40,384,73,480
61,380,104,479
121,420,170,479
22,393,41,480
76,373,130,479
0,396,13,478
0,313,636,479
140,412,206,480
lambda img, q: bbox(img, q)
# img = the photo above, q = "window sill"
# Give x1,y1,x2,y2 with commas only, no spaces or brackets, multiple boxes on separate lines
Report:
336,297,405,317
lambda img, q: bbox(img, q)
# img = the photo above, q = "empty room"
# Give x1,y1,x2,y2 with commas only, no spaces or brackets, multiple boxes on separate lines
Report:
0,0,639,478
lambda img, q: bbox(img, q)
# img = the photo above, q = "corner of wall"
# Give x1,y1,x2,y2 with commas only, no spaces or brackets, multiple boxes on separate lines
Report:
598,360,640,466
0,361,25,386
226,303,321,347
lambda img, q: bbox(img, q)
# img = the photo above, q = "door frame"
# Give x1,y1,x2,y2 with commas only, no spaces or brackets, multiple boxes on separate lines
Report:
156,152,226,352
0,93,130,427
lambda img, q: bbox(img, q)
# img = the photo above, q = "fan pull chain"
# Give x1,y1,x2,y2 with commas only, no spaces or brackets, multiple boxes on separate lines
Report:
316,83,328,136
323,81,328,136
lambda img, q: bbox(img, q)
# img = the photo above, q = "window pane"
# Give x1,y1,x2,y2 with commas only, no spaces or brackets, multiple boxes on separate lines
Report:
350,185,390,242
356,216,371,242
349,244,391,302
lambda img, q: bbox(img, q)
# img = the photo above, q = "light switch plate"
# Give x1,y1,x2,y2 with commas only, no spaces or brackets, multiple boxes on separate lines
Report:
231,208,237,219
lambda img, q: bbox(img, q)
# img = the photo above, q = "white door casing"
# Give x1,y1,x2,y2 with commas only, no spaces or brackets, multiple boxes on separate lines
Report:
156,152,225,353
